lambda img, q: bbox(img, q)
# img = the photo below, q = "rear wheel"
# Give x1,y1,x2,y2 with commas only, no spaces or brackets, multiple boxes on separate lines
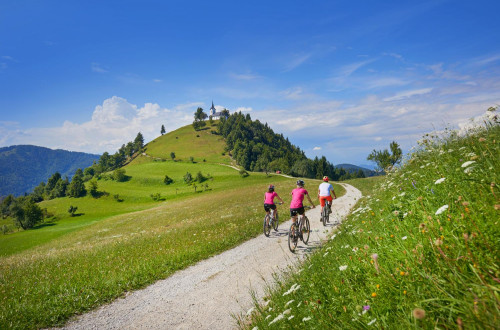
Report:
302,216,310,244
321,206,327,226
288,223,298,252
263,214,271,237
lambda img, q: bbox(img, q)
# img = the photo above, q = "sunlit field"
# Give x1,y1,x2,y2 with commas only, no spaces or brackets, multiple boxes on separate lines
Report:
247,116,499,328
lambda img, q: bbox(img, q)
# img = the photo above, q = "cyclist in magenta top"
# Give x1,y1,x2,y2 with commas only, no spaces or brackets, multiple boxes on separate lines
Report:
264,184,284,220
290,180,315,223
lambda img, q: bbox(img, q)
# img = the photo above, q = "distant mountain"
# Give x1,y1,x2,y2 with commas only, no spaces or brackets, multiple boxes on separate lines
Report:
0,145,100,197
335,163,380,177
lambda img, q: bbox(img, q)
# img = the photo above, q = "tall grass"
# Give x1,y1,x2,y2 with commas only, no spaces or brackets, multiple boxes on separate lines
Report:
247,112,499,328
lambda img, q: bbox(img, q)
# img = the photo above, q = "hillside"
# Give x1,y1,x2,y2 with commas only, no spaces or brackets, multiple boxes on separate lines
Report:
0,145,100,197
144,123,231,164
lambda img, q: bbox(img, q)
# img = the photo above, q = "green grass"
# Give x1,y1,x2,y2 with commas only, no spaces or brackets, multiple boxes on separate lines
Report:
246,120,500,328
144,122,232,164
0,123,347,329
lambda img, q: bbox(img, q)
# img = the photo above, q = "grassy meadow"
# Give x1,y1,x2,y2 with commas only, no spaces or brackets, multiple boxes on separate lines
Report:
0,123,347,329
247,118,499,328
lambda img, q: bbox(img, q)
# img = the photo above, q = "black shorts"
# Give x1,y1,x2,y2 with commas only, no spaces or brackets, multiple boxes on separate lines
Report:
290,207,305,217
264,203,276,212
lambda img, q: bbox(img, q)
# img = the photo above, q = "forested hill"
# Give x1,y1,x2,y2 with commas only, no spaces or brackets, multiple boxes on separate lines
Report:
0,145,100,197
216,112,364,180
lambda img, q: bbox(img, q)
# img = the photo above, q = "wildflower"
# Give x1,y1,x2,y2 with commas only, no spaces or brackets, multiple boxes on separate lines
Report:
371,292,377,297
464,166,474,174
400,271,405,276
283,308,291,315
402,236,407,240
363,305,370,311
412,308,426,319
435,205,449,215
339,265,348,271
288,315,294,320
461,160,475,168
434,238,443,246
403,290,407,295
269,314,284,325
364,245,370,250
367,318,377,326
283,283,300,296
323,252,329,257
434,178,446,184
285,300,294,307
302,316,312,322
376,284,380,289
479,137,486,142
419,223,426,230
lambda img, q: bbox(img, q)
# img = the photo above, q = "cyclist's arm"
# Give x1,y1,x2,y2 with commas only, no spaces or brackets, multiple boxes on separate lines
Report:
306,193,315,208
276,194,284,204
331,185,337,199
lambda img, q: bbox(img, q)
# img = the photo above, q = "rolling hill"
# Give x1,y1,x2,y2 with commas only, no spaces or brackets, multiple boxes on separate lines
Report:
0,145,100,197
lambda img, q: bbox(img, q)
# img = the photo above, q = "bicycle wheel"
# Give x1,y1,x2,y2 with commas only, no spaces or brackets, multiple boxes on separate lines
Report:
273,212,279,231
321,207,327,226
288,223,298,252
302,216,310,244
263,214,271,237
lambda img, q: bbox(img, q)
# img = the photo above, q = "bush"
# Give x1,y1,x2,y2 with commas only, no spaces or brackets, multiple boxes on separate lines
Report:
113,194,123,202
113,168,127,182
68,205,78,217
164,175,174,185
184,172,193,183
195,171,205,183
150,193,163,201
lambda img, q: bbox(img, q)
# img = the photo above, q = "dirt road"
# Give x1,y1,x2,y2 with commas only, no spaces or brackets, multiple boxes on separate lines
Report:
63,183,361,329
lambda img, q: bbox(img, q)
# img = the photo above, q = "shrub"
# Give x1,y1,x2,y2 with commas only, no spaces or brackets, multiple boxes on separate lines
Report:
164,175,174,185
150,193,163,201
68,205,78,217
183,172,193,183
195,171,205,183
113,168,127,182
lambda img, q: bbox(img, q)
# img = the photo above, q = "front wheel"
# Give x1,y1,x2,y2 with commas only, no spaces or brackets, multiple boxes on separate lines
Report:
288,223,298,252
273,212,279,231
302,216,310,245
263,214,271,237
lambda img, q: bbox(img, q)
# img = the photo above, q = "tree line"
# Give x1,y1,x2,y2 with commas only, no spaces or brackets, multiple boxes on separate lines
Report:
215,112,365,181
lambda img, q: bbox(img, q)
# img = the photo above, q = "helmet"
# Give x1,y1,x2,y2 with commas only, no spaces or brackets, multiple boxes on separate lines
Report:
268,184,275,191
296,180,305,187
323,176,329,182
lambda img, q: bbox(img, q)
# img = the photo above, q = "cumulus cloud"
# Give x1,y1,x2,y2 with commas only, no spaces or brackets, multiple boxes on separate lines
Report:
2,96,194,154
313,146,322,150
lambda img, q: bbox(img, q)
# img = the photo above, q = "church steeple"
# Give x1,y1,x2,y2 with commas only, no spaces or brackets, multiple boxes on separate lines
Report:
210,100,216,116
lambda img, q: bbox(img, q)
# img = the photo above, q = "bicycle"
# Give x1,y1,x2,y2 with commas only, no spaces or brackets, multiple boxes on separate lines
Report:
263,203,281,237
288,213,310,252
320,203,331,226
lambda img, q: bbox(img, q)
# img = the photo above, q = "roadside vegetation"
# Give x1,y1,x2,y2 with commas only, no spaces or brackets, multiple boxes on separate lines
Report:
246,109,499,329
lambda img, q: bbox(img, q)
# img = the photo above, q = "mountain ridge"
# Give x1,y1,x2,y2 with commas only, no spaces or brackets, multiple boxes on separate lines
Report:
0,145,100,197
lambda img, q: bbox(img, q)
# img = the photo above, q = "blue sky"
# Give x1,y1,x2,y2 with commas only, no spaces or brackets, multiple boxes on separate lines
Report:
1,0,499,167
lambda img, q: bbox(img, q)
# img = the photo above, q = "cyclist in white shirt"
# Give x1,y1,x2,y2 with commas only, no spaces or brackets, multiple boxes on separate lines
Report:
318,176,336,219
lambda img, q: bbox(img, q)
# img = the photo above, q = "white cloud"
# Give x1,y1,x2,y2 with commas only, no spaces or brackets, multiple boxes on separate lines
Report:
313,146,321,150
235,107,252,113
2,97,194,154
283,53,311,72
229,72,260,80
383,88,433,101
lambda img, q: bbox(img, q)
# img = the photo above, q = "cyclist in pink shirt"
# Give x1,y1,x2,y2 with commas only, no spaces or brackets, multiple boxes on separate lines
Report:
264,184,284,221
290,180,315,223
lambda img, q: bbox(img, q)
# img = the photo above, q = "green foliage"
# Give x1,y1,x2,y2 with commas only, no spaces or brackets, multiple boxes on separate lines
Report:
68,205,78,217
189,156,194,163
11,197,44,230
163,175,174,185
89,179,99,197
113,168,127,182
161,125,166,135
195,171,205,183
367,140,403,172
183,172,193,183
239,169,249,177
149,192,163,201
170,152,175,160
68,170,86,198
249,115,500,329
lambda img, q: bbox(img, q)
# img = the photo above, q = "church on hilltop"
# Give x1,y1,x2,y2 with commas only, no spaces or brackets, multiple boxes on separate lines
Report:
209,101,229,120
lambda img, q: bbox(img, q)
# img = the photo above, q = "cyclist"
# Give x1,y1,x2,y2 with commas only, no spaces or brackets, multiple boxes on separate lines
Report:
264,184,284,222
290,180,315,224
318,176,336,219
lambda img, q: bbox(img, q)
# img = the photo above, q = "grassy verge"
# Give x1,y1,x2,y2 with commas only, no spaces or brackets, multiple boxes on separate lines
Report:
246,119,499,328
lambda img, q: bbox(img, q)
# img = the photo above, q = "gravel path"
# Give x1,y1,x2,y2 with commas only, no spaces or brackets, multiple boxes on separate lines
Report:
62,183,361,330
